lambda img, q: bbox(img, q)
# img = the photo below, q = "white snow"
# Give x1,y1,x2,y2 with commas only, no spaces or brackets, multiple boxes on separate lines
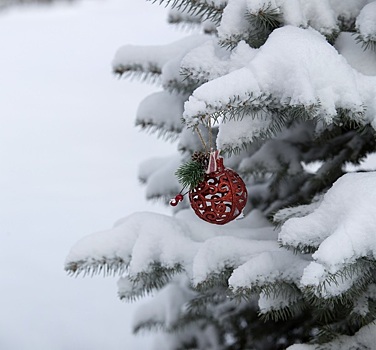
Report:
181,39,258,83
217,0,250,43
136,91,186,134
184,26,376,129
356,2,376,41
66,208,281,288
112,35,210,81
229,251,310,291
216,112,272,150
280,172,376,296
218,0,374,43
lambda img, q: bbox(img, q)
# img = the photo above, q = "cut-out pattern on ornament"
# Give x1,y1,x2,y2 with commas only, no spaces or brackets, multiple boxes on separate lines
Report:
189,158,247,225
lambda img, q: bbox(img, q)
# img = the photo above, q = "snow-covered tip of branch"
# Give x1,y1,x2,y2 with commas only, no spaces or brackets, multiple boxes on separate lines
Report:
112,35,210,81
183,26,376,129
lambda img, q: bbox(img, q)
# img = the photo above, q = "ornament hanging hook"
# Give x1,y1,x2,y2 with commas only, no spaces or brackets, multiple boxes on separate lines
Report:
208,117,213,151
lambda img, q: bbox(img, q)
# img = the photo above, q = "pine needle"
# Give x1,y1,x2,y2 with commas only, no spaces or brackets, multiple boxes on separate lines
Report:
175,160,205,190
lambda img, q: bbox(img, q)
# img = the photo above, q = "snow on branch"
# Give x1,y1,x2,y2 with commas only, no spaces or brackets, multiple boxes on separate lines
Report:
65,209,286,291
112,35,209,82
229,251,310,294
180,39,257,88
136,91,186,139
279,172,376,298
183,26,376,130
280,172,376,269
355,2,376,51
217,0,372,48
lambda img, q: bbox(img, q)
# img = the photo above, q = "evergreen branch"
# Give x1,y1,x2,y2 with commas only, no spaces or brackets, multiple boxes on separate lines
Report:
338,16,356,32
168,9,203,26
118,279,151,302
133,319,166,334
324,29,340,46
281,242,319,255
65,257,128,277
130,262,184,294
259,299,307,322
136,120,182,141
215,3,284,49
194,266,234,292
113,63,162,83
231,281,302,303
186,287,229,314
348,302,376,330
179,66,210,88
175,160,205,190
304,259,376,317
273,197,323,227
219,32,266,50
354,33,376,52
265,131,376,216
163,77,200,95
245,4,282,30
148,0,225,24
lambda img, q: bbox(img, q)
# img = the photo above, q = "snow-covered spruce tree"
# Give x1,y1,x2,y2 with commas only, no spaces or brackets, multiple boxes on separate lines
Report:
65,1,376,349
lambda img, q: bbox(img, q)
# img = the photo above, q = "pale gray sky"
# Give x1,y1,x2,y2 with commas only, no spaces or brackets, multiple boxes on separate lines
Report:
0,0,183,348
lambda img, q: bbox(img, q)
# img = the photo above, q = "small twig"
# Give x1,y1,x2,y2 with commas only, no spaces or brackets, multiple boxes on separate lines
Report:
194,125,208,152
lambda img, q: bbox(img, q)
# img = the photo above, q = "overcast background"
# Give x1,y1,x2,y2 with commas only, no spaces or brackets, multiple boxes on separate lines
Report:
0,0,182,348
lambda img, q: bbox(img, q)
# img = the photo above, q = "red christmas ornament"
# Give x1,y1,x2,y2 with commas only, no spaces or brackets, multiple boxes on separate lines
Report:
189,156,247,225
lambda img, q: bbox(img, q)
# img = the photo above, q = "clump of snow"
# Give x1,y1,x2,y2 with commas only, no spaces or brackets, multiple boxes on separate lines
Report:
112,35,209,77
280,172,376,271
217,0,250,43
181,39,257,84
216,112,272,150
66,208,278,283
356,2,376,42
229,251,310,291
192,238,280,285
184,26,376,128
301,1,338,35
136,91,186,134
280,0,306,27
279,172,376,297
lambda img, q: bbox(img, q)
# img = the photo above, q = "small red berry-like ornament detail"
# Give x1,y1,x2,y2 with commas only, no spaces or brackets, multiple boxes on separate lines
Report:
189,154,247,225
170,193,184,206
